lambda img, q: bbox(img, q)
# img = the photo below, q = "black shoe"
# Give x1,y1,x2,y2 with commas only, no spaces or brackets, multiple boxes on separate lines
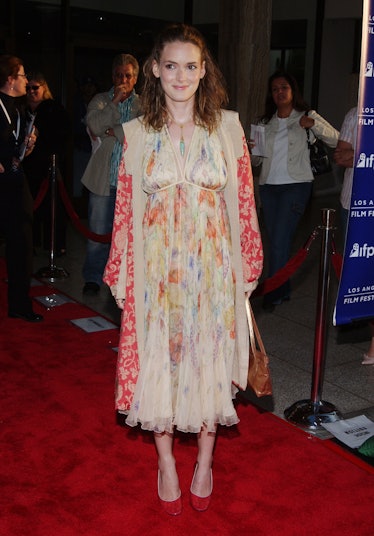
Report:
83,282,100,296
9,311,44,322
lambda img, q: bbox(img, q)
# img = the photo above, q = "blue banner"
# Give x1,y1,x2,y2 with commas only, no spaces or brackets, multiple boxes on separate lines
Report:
334,0,374,325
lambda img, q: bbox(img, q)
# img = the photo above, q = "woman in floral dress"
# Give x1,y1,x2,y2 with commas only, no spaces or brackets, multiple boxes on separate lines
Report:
104,24,263,515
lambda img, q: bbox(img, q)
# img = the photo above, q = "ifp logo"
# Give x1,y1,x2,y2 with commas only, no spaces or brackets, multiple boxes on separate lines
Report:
349,243,374,258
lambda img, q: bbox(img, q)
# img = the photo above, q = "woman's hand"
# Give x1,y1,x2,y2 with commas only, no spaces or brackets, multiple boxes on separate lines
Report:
0,162,4,173
334,144,354,168
245,280,259,298
299,115,314,129
115,298,125,310
24,127,37,157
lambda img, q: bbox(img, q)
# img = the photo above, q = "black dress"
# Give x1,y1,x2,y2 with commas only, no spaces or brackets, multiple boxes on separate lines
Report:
0,91,35,315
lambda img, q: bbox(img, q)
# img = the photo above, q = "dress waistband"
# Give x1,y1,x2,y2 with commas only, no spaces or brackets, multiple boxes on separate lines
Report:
145,180,224,195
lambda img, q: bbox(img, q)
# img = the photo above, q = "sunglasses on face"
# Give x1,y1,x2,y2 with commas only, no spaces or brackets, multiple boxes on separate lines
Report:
26,85,41,91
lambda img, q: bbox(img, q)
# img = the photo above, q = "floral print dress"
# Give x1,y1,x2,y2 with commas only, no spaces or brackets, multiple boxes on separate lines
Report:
125,125,240,434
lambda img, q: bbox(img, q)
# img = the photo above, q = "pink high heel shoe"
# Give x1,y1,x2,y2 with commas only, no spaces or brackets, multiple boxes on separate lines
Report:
190,463,213,512
157,470,182,516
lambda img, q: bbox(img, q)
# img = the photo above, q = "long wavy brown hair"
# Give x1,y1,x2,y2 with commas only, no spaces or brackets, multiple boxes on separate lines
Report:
141,24,228,133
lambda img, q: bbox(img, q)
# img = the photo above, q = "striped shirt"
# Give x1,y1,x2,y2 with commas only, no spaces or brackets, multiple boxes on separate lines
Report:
339,107,358,210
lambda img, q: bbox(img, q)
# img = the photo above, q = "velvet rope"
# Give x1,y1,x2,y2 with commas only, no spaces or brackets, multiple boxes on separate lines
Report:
32,177,49,211
252,227,320,298
253,231,344,298
331,251,343,280
252,248,309,297
58,178,112,244
32,173,345,284
32,172,111,243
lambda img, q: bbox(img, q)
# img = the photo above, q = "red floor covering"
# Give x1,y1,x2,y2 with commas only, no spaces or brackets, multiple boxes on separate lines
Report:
0,261,373,535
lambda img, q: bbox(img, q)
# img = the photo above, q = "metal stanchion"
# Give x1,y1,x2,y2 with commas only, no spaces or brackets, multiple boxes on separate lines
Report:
284,208,342,430
36,154,69,282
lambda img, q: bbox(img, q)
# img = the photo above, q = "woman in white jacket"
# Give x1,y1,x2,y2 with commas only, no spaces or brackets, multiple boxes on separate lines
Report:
251,71,339,311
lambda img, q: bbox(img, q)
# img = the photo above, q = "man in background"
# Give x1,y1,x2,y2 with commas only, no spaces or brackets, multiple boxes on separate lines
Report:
81,54,141,295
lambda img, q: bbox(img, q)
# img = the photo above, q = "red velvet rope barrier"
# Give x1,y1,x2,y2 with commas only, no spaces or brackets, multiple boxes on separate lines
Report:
58,178,112,243
252,230,344,298
331,240,343,279
32,173,345,286
32,173,111,244
252,248,308,297
33,177,49,211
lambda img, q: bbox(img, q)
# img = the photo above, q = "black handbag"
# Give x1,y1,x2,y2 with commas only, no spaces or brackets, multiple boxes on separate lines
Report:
305,112,332,176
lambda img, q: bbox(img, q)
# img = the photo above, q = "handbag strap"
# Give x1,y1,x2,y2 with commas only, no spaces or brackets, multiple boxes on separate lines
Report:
245,298,256,355
305,110,312,147
245,298,266,355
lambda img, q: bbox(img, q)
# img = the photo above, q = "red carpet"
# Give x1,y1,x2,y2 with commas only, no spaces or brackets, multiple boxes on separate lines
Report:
1,259,373,535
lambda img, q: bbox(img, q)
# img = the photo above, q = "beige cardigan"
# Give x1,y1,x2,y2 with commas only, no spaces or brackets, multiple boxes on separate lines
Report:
106,109,262,391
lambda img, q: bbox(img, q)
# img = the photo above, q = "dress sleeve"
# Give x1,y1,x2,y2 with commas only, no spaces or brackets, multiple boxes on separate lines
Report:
103,136,133,300
237,135,263,291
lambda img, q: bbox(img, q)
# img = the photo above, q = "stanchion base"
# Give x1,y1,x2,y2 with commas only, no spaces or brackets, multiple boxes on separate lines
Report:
35,265,69,282
284,399,342,430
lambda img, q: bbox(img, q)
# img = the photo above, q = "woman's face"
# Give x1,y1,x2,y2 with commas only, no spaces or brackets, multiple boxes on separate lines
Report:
11,66,28,97
26,80,44,106
271,77,293,109
152,40,206,106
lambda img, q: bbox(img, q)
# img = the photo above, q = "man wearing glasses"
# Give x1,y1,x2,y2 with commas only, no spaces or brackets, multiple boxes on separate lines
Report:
81,53,141,296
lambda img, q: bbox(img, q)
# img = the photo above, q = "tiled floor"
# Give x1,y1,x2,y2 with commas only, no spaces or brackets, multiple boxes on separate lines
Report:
31,180,374,433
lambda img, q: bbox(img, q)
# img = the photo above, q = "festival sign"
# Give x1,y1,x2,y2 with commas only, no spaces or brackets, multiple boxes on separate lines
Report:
334,0,374,325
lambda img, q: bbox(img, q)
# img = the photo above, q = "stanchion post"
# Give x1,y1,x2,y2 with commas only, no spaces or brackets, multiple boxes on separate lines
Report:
49,154,57,270
284,208,342,430
35,154,69,282
311,208,333,405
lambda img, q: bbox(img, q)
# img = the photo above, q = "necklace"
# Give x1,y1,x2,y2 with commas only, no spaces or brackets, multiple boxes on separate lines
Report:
168,115,192,157
178,123,185,157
